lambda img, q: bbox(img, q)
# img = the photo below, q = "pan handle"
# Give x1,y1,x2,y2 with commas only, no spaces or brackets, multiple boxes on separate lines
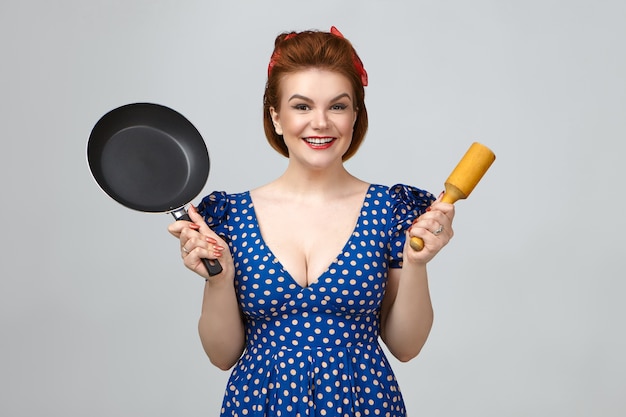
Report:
172,210,223,276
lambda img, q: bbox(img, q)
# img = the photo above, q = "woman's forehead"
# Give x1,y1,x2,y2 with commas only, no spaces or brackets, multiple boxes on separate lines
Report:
279,69,354,99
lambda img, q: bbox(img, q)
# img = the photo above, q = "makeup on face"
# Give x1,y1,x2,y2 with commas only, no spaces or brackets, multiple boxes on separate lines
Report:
273,69,357,158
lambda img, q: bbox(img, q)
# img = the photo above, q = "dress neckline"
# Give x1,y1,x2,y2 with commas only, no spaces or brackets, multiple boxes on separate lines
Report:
244,185,374,289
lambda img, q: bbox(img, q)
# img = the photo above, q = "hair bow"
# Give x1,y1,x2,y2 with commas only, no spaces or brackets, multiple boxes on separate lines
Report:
267,27,368,87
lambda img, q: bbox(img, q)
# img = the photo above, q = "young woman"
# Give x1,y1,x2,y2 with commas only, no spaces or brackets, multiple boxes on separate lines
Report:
168,27,454,417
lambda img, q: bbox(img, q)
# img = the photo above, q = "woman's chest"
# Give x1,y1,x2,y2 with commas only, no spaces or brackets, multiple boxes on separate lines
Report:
250,195,366,287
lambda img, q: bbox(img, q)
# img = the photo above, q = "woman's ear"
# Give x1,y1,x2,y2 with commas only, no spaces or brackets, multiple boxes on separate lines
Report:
269,107,283,135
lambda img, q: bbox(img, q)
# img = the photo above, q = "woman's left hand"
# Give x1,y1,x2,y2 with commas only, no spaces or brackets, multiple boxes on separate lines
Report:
404,196,455,264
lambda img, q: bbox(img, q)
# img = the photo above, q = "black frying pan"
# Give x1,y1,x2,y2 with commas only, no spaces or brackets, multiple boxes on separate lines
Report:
87,102,222,276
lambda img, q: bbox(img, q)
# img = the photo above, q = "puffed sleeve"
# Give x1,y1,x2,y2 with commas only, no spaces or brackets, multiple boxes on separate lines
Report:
195,191,230,242
388,184,436,268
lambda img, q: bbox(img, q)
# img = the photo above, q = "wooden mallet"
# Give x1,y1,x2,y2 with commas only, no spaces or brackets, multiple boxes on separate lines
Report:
410,142,496,251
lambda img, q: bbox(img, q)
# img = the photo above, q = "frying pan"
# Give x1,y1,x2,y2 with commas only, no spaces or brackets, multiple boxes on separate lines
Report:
87,102,222,276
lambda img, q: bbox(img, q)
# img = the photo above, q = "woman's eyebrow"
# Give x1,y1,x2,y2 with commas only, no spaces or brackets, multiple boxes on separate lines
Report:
288,94,312,103
288,93,352,103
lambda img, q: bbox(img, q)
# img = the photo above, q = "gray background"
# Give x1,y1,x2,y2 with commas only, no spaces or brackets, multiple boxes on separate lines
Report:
2,0,625,416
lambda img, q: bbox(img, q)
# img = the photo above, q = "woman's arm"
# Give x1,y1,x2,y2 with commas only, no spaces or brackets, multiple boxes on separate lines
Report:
198,275,246,370
380,200,454,362
168,205,245,370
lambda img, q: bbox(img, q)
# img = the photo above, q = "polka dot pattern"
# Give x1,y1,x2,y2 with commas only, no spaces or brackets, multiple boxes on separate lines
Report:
197,184,434,416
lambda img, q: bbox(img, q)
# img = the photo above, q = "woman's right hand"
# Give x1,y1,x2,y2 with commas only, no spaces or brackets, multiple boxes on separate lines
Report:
167,204,234,281
170,205,244,368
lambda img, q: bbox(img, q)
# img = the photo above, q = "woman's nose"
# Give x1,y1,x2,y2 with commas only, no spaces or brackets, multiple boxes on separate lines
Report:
311,110,329,130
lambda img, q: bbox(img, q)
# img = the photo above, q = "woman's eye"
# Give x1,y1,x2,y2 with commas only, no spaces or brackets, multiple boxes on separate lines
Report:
292,104,309,111
331,103,348,111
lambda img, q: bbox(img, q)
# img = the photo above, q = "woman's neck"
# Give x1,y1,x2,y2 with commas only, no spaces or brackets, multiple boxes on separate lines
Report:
259,163,366,201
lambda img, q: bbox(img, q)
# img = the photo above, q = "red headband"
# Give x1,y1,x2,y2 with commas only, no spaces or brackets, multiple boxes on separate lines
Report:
267,26,368,87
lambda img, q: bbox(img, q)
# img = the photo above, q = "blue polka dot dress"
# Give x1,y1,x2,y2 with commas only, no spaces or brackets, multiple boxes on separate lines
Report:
197,184,434,417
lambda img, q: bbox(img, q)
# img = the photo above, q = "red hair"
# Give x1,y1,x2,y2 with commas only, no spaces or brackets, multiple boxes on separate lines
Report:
263,29,368,161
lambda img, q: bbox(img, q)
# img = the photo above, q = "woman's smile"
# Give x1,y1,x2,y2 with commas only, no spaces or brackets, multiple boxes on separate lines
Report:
303,136,336,149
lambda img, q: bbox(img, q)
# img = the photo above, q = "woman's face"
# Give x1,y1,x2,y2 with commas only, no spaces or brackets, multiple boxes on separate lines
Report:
270,68,357,169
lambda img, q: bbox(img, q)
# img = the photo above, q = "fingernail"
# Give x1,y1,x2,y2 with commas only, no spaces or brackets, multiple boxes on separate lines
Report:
214,245,224,251
189,223,200,230
206,237,217,244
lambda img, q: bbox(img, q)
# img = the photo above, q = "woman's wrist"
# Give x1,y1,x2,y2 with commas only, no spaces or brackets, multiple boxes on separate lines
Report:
204,271,234,288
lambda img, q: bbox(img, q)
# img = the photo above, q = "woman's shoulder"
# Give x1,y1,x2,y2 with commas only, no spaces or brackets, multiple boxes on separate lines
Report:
365,184,435,237
368,183,435,205
198,190,250,204
196,190,250,218
366,184,436,223
194,190,252,238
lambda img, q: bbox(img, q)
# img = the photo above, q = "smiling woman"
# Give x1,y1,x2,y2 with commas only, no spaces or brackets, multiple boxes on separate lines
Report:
269,69,357,166
263,27,369,162
167,27,455,417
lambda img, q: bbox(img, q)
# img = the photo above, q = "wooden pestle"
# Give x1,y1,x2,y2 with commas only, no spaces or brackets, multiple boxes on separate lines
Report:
409,142,496,251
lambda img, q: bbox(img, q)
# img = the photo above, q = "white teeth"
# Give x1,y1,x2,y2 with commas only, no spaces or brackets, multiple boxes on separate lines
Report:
304,137,333,144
